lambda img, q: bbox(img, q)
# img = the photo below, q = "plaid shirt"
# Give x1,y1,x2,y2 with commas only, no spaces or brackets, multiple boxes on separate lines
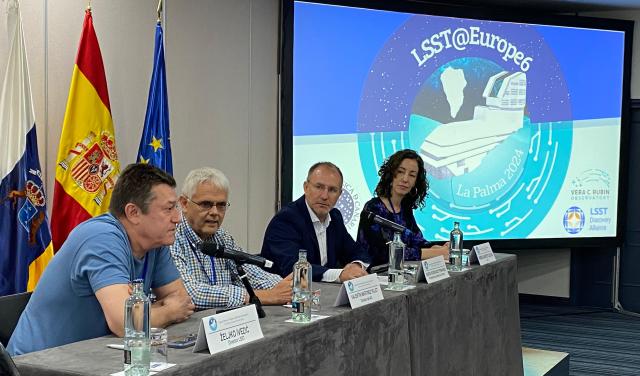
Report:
170,216,281,310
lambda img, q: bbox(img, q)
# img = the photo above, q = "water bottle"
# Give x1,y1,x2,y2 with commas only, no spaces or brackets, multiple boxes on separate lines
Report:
388,231,405,290
124,279,150,376
449,222,463,271
292,250,312,323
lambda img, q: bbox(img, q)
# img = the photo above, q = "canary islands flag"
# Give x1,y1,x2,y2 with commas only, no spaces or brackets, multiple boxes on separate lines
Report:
137,21,172,173
50,9,119,252
0,0,54,295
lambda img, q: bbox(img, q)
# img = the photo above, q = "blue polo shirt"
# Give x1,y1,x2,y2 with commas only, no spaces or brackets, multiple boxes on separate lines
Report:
7,213,180,355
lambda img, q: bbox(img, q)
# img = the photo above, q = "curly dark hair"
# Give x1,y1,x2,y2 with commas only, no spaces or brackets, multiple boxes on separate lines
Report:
374,149,429,210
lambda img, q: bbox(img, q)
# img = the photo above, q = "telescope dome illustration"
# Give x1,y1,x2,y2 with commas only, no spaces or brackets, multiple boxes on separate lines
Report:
420,70,527,179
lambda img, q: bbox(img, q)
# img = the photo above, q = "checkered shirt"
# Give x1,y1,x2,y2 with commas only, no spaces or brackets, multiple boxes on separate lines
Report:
170,216,282,310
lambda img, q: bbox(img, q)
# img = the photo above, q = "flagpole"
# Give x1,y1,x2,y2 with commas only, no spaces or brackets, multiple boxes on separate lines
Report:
157,0,163,23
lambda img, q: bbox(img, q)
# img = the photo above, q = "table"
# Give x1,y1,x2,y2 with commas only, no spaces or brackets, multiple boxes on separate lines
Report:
406,253,523,376
14,254,522,376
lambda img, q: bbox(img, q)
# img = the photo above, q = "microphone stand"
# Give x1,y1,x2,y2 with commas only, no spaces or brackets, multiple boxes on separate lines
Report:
236,263,266,318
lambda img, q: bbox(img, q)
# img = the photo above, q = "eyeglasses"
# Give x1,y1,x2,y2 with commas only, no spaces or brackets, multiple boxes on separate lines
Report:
307,181,342,196
185,197,231,212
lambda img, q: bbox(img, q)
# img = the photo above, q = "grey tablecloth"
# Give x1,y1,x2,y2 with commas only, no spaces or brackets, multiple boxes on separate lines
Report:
14,254,522,376
406,253,523,376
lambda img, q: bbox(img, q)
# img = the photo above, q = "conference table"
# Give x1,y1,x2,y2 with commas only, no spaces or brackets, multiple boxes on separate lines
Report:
13,254,522,376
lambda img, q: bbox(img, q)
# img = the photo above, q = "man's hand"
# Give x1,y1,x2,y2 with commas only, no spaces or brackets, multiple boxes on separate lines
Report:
254,274,293,305
155,292,195,324
338,262,368,282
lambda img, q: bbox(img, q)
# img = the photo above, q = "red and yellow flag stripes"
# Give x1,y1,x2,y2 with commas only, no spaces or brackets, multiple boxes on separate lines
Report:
51,9,119,252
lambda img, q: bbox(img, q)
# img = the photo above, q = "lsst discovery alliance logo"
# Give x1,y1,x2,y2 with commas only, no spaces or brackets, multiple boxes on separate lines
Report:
563,206,585,234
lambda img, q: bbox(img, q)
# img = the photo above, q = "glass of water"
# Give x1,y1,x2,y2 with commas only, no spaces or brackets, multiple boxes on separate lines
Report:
150,327,168,366
311,289,321,312
462,248,471,268
403,264,419,286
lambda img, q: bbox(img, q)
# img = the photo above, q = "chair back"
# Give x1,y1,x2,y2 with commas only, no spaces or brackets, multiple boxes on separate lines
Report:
0,342,20,376
0,292,32,346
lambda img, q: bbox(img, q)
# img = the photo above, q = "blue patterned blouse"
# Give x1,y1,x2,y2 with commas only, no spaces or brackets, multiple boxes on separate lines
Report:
357,197,431,266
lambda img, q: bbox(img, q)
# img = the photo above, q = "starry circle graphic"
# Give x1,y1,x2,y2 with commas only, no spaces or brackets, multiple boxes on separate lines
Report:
356,15,574,241
336,182,361,229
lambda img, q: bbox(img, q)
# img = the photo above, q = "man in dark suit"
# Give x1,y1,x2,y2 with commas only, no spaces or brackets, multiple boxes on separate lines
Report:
261,162,370,282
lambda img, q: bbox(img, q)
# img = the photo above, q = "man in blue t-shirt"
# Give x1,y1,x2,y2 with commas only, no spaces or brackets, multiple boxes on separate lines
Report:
8,164,196,355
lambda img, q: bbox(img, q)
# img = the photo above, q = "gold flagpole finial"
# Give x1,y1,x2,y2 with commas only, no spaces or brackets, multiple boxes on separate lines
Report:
87,0,92,11
157,0,163,23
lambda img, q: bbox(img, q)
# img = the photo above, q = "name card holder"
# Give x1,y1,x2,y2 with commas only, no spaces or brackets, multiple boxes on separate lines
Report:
193,304,264,355
470,242,497,265
334,273,384,309
421,255,450,283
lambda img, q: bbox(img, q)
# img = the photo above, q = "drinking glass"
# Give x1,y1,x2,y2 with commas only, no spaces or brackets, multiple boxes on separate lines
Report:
149,327,168,366
403,264,419,286
311,289,321,312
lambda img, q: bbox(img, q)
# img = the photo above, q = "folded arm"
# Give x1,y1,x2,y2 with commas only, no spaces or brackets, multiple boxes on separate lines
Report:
95,280,195,337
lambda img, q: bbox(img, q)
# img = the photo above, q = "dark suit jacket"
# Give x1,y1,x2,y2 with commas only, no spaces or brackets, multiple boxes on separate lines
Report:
261,196,370,281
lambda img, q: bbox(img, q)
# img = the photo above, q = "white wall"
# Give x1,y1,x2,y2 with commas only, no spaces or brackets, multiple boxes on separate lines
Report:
165,0,279,251
1,1,637,297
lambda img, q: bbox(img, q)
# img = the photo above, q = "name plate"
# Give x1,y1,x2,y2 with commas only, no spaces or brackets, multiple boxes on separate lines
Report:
470,242,496,265
421,256,450,283
334,273,384,309
193,304,263,354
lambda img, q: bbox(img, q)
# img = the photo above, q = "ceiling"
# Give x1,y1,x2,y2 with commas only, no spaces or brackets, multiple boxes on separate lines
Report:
435,0,640,12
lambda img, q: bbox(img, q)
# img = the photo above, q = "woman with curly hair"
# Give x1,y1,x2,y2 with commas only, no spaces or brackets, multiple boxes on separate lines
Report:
357,149,449,267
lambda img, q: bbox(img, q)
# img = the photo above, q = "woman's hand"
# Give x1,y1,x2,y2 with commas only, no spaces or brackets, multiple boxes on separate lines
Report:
421,242,450,260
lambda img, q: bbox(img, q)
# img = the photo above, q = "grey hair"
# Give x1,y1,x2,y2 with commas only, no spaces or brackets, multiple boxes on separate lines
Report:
181,167,230,198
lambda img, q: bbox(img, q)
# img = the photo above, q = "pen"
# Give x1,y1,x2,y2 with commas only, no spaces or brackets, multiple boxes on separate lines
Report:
107,344,125,350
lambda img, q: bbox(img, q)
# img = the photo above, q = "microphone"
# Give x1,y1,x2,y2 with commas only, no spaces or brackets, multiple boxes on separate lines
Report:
365,210,407,233
201,242,274,269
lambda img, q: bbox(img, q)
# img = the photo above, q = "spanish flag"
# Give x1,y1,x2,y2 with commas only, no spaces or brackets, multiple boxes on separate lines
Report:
51,8,119,252
0,0,54,295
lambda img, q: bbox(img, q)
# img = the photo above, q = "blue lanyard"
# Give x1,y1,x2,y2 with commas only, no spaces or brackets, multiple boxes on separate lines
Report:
188,236,217,285
139,254,149,281
209,256,217,284
130,254,150,293
388,199,402,223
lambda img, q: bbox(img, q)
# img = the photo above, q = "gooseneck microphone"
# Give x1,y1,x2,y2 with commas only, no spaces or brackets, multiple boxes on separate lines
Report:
200,241,268,318
200,242,274,269
365,210,407,233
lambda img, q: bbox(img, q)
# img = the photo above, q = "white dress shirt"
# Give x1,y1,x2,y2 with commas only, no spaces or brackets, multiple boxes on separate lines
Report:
305,201,344,282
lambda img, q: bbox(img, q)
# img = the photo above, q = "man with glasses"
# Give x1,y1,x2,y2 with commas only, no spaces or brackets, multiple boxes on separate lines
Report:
170,167,292,310
261,162,370,282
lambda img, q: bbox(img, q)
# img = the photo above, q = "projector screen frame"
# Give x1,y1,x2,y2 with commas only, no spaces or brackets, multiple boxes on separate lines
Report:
278,0,634,250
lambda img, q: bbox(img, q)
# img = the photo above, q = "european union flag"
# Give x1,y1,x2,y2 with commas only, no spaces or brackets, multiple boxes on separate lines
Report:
137,21,172,174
